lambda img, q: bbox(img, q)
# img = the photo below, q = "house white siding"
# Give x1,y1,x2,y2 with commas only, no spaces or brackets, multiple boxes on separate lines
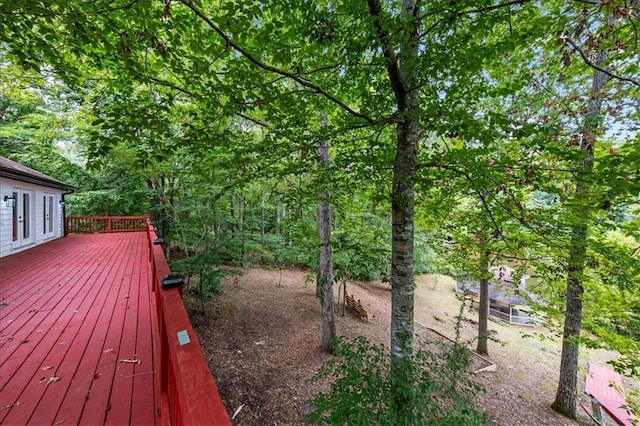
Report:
0,177,65,258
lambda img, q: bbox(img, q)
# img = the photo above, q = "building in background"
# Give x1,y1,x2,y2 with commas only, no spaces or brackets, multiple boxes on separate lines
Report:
0,156,74,258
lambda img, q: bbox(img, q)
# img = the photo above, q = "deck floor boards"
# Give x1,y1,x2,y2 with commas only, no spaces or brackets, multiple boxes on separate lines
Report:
0,233,160,425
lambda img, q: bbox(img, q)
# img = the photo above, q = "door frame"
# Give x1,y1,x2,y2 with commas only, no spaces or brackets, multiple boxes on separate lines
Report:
11,187,36,250
42,192,56,238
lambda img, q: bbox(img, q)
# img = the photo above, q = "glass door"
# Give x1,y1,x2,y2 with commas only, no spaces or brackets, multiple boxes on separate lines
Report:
43,194,55,237
11,188,35,249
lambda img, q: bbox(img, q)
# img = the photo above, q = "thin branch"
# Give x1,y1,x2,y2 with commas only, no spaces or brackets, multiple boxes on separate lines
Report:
530,75,580,122
629,17,639,51
419,161,565,248
90,0,142,15
564,37,640,87
146,76,269,127
174,0,375,124
366,0,406,109
244,75,288,92
477,187,512,249
462,0,532,14
0,0,141,17
236,112,269,128
428,161,511,247
147,76,194,96
418,0,532,22
194,44,229,80
124,371,155,379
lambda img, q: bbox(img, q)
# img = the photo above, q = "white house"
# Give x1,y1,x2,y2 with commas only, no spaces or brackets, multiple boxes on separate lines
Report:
0,156,74,258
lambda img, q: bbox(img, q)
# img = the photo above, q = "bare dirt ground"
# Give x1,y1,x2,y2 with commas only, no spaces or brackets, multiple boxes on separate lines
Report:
184,267,631,425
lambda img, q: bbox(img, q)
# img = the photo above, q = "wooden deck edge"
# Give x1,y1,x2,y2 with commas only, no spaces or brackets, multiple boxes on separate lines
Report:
145,219,232,426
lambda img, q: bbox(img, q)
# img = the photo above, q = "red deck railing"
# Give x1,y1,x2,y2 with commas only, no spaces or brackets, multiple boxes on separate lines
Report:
144,217,231,425
66,216,147,234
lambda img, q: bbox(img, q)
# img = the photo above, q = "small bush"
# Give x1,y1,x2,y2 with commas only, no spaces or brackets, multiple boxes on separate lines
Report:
212,231,245,265
170,249,226,298
309,336,488,425
200,266,224,297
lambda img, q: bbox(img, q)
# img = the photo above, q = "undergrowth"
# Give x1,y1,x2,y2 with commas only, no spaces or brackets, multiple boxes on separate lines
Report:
308,337,488,425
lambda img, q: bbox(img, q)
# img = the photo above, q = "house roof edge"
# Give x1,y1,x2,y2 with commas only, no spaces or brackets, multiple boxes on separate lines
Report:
0,156,75,191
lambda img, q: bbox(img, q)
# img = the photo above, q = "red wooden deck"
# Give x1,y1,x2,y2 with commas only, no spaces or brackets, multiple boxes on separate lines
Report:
585,364,634,426
0,233,158,425
1,227,231,425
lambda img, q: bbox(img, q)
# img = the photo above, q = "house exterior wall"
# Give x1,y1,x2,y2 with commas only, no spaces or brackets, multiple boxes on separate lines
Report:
0,176,65,258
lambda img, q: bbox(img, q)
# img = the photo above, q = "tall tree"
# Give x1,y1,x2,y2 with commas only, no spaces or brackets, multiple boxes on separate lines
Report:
538,1,640,417
315,114,335,353
365,3,420,407
552,29,612,423
476,229,491,356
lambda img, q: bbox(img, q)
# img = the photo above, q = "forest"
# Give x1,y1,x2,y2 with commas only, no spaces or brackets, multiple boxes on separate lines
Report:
1,0,639,424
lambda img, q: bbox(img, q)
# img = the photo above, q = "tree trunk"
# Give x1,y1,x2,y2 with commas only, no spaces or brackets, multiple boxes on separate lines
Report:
477,242,490,356
367,0,420,418
239,195,245,264
230,193,237,238
160,176,168,239
275,196,281,236
552,50,609,419
388,114,419,419
260,191,265,245
213,204,219,233
315,116,335,354
146,177,162,235
390,118,418,361
552,223,587,418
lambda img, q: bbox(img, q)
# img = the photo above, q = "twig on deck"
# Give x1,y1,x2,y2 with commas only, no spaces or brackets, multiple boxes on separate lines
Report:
1,402,20,410
124,371,155,379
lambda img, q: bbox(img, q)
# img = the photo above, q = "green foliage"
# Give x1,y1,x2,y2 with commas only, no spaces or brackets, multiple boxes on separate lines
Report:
414,229,456,276
66,188,152,216
170,249,230,298
210,231,247,265
267,233,313,268
309,336,487,426
278,211,319,267
199,266,225,297
333,211,391,281
623,389,640,425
